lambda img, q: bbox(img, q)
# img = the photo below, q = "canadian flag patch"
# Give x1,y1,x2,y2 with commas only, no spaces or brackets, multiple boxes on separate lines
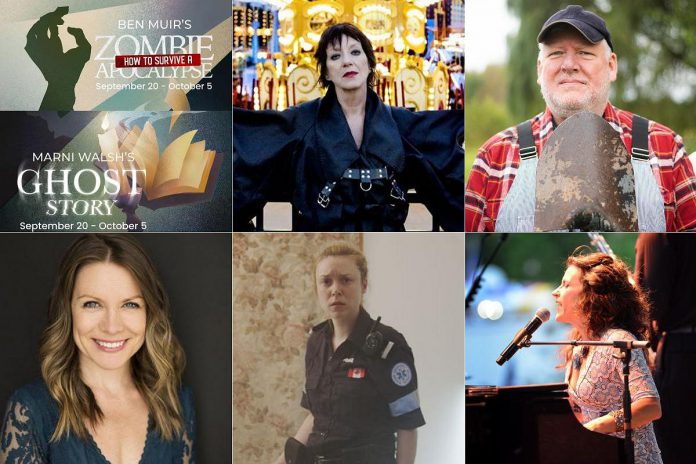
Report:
348,367,366,379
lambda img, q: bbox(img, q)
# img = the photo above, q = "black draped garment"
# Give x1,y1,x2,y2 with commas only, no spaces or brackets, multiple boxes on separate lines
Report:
233,86,464,231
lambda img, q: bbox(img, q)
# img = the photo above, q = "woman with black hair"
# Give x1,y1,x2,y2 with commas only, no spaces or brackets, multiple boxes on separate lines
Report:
234,23,463,232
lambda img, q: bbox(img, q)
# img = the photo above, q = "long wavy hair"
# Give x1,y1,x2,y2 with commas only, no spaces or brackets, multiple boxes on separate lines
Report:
40,234,186,442
560,250,651,366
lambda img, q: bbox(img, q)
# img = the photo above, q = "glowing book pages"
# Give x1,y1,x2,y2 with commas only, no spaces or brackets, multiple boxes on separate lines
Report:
121,121,222,209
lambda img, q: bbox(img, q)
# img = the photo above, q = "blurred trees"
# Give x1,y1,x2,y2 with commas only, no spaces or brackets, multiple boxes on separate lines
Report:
466,233,638,284
506,0,696,149
465,64,513,180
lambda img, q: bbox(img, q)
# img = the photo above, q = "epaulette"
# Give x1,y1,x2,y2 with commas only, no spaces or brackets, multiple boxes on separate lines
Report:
375,323,410,360
379,340,396,360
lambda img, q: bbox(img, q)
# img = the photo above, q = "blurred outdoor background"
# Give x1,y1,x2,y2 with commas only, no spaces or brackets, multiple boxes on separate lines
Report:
465,232,640,387
465,0,696,180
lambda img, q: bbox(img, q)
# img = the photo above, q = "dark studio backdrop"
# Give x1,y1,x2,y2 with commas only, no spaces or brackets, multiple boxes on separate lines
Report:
0,233,232,463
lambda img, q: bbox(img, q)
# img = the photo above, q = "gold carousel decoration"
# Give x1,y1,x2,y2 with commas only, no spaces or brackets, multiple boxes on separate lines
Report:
253,0,449,111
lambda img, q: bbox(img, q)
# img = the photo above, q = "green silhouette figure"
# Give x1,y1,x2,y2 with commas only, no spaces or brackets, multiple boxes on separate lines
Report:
25,6,91,110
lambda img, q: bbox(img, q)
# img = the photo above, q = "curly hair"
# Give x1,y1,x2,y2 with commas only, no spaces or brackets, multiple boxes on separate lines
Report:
560,250,651,366
568,251,650,339
40,234,186,442
314,23,377,89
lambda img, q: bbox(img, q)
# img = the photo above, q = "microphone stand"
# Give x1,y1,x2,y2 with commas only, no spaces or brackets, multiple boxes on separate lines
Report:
465,233,508,311
521,338,646,464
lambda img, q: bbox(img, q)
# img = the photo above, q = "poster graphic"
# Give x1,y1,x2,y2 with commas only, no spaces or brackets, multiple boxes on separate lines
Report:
0,1,231,111
0,111,231,231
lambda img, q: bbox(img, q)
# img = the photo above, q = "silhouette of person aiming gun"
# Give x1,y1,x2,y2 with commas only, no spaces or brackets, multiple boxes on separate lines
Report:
25,6,91,111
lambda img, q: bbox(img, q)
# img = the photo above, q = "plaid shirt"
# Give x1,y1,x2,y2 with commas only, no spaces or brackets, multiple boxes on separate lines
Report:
465,103,696,231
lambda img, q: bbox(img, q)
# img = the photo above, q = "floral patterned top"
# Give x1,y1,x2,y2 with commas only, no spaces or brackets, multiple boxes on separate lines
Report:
0,380,196,464
567,328,662,464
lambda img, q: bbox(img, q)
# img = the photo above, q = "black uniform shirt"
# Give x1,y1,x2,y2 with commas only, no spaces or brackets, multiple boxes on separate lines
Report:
301,308,425,451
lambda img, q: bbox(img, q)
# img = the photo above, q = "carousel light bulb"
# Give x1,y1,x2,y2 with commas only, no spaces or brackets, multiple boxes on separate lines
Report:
365,32,391,43
279,35,294,46
306,4,337,16
359,4,391,15
278,8,294,21
406,9,425,20
394,37,405,53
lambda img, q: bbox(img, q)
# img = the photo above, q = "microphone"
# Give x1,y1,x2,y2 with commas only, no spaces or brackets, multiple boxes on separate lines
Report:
496,308,551,366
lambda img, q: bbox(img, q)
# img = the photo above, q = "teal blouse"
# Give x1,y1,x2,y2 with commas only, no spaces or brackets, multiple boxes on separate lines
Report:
0,380,196,463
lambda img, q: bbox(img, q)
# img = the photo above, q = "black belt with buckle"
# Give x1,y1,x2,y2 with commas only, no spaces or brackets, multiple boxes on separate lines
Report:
317,167,405,208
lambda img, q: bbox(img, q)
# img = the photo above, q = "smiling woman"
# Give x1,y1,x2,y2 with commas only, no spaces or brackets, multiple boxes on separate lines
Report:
71,262,147,374
0,234,196,464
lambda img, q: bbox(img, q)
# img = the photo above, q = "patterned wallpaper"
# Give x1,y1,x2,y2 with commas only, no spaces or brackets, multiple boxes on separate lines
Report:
233,233,362,463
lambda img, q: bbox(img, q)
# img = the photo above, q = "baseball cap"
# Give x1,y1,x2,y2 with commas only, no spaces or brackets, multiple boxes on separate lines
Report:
537,5,614,51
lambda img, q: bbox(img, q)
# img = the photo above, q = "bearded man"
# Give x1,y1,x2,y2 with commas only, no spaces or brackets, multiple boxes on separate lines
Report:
465,5,696,232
